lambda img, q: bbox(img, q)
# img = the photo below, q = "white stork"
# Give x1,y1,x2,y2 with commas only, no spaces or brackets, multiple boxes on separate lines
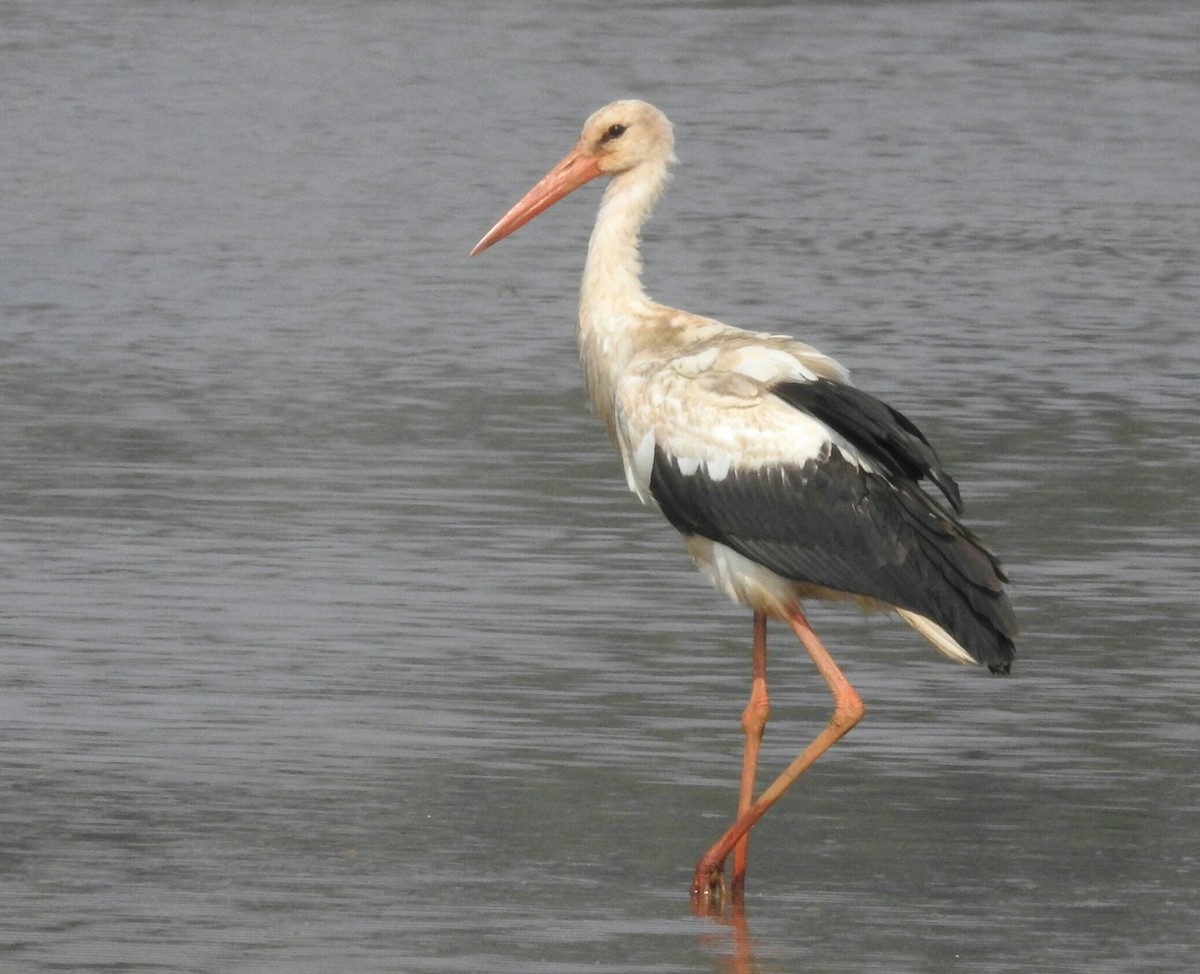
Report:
470,100,1016,909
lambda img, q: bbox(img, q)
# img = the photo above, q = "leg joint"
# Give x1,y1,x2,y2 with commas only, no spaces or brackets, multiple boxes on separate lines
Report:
740,692,770,737
831,688,865,731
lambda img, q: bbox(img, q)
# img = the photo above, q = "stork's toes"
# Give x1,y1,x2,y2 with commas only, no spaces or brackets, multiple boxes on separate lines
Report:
690,862,728,915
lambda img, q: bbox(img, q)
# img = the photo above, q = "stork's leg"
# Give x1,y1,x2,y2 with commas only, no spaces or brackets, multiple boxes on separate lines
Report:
691,607,864,909
730,611,770,902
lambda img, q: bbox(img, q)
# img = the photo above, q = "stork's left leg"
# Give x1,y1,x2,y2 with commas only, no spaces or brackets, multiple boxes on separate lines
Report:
730,611,770,902
691,607,864,910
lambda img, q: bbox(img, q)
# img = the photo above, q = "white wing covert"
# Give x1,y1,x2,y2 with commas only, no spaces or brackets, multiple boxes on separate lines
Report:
614,336,844,508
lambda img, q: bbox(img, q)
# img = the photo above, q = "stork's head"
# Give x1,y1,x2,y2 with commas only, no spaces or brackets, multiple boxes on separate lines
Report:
470,100,675,256
574,99,676,176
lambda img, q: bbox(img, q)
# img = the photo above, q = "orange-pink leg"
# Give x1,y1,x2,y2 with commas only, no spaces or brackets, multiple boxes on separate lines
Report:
691,607,865,910
730,611,770,902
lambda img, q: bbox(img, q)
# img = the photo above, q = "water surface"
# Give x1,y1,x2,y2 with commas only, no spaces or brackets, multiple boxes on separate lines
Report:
2,1,1198,971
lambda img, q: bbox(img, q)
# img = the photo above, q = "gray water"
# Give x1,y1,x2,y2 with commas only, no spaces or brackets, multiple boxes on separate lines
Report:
3,1,1198,971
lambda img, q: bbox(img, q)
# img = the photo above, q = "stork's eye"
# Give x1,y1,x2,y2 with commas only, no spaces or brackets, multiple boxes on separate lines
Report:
601,123,627,143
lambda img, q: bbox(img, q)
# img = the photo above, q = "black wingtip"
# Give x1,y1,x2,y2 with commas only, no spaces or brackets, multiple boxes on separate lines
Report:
932,467,964,514
770,378,964,512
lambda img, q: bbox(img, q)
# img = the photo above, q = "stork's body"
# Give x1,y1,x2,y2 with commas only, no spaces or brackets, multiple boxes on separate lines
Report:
471,101,1016,910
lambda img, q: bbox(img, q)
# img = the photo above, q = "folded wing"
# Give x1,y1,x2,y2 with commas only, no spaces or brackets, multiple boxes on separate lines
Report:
617,345,1016,672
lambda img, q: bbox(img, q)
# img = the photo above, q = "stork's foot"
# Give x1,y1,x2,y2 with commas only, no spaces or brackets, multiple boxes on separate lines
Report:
690,858,729,915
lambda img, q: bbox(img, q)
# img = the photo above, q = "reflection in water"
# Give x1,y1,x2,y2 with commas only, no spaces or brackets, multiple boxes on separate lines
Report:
700,905,756,974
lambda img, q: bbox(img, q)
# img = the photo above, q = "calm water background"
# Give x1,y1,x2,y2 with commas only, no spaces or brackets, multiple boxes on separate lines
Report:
3,1,1198,971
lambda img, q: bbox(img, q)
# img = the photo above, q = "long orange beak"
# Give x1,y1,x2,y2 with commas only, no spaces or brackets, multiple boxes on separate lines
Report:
470,146,604,256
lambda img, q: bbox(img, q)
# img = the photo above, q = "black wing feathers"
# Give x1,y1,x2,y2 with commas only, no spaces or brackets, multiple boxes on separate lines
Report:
772,378,963,512
647,378,1017,673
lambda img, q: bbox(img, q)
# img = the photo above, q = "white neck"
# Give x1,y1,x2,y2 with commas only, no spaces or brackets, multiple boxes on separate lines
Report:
577,159,670,435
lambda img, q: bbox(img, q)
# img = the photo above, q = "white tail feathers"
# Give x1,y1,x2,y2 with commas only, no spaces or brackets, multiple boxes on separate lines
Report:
895,608,977,665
